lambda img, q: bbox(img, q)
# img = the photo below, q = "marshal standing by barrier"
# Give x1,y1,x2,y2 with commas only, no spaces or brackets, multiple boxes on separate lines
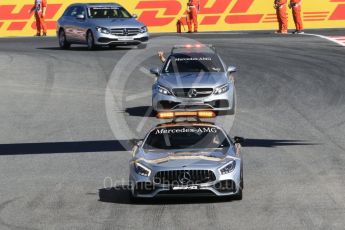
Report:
289,0,304,34
28,0,47,36
274,0,288,34
187,0,200,33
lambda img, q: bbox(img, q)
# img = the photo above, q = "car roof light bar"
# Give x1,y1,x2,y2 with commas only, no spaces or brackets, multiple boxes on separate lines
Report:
156,111,216,119
170,44,216,54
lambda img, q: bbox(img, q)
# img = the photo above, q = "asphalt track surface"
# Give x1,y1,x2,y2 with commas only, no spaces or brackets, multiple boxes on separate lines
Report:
0,29,345,230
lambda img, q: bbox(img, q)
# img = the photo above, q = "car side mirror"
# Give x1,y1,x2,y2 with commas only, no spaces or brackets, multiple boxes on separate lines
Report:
76,14,85,20
150,67,160,77
234,136,245,144
132,14,138,18
227,66,237,74
129,139,143,147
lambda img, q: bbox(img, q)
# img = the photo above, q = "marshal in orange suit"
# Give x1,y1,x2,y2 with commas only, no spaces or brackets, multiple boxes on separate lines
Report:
29,0,47,36
289,0,304,34
274,0,288,34
187,0,200,33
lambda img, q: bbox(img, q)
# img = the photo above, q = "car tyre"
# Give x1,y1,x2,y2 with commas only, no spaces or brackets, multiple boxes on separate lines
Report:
87,30,97,50
58,29,70,49
129,188,144,203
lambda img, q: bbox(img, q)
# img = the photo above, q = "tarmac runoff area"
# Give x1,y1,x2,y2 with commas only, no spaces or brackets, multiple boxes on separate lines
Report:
0,29,344,230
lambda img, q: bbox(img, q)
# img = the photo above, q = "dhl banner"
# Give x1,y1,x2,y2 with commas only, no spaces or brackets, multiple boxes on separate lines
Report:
0,0,344,37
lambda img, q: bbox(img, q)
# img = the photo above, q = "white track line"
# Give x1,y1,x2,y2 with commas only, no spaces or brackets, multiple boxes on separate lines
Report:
303,33,345,47
195,32,247,35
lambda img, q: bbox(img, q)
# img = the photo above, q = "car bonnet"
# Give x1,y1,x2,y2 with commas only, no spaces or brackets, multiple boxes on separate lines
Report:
88,18,144,28
158,72,228,88
134,148,236,168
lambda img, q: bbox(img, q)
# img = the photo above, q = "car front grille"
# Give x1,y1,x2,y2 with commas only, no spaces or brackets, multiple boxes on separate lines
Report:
154,170,216,185
110,28,140,36
172,88,213,98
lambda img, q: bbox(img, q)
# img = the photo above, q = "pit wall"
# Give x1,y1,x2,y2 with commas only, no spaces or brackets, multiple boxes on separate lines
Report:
0,0,344,37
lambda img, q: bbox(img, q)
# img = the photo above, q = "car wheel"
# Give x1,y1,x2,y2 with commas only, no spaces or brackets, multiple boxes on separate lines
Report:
137,43,147,49
87,30,96,50
129,184,143,203
129,191,141,203
58,29,70,49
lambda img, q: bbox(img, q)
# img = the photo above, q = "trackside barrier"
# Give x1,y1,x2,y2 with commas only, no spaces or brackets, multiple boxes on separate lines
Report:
0,0,344,37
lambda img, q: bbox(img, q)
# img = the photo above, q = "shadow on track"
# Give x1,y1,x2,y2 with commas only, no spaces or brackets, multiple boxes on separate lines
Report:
99,186,237,205
125,106,156,117
124,106,232,118
37,46,133,51
242,139,319,148
0,140,129,155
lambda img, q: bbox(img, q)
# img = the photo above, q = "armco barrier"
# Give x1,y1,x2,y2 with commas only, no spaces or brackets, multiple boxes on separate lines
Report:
0,0,344,37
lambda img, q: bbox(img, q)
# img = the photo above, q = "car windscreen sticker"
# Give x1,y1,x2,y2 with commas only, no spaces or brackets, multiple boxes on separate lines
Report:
90,7,119,10
164,59,171,72
174,57,212,62
154,127,218,135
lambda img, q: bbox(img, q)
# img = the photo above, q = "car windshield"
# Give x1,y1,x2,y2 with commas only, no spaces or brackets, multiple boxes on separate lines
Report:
143,126,231,150
88,7,131,18
162,53,224,73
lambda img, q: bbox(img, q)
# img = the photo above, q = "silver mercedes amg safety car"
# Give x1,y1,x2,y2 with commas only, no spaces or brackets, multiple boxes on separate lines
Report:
150,45,237,114
129,118,244,200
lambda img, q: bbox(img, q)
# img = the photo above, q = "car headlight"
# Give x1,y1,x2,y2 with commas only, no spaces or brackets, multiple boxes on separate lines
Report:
157,84,172,95
134,162,151,177
219,160,236,175
96,26,110,34
140,26,148,33
214,84,229,95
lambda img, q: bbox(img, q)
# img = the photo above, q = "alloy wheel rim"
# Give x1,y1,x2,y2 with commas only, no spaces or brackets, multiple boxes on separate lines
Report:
88,33,93,48
59,32,65,46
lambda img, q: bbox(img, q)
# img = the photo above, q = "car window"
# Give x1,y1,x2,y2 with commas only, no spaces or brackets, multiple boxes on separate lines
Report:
65,6,79,17
143,126,231,150
88,7,132,19
76,6,86,16
162,53,224,74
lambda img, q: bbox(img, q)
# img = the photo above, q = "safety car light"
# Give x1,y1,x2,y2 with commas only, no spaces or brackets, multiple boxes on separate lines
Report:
219,160,236,175
96,26,110,34
197,111,216,118
134,162,151,177
157,111,216,119
157,112,175,119
214,84,229,95
157,85,172,95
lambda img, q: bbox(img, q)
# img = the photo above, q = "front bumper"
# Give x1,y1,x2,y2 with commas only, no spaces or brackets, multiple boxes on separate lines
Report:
129,162,241,198
152,85,235,112
93,31,149,45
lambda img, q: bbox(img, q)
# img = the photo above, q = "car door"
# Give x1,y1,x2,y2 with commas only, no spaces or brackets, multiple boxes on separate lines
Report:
63,5,79,42
73,6,88,43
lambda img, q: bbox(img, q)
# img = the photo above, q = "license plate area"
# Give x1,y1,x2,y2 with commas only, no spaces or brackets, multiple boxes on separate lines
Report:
118,36,134,41
172,185,199,190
